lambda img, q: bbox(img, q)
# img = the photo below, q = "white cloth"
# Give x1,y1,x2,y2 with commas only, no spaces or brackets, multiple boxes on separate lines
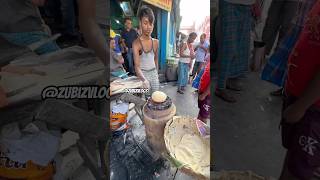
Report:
0,122,61,166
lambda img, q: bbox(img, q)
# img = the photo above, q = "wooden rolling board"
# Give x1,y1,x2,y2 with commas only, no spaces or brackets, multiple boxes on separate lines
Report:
110,77,143,96
10,46,96,66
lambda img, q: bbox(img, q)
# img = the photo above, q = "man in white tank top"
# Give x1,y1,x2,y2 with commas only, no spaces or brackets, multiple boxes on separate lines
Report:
133,6,160,95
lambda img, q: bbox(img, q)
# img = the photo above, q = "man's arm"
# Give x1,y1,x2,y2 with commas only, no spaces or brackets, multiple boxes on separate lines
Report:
294,71,320,110
284,70,320,123
200,45,208,53
199,84,210,100
78,0,107,65
194,44,199,51
115,54,124,64
154,40,159,71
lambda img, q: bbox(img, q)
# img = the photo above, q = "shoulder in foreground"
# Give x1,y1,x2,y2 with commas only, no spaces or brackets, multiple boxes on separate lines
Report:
132,38,140,48
153,39,159,46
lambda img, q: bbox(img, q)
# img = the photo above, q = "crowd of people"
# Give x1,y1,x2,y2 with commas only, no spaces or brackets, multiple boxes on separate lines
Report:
214,0,320,179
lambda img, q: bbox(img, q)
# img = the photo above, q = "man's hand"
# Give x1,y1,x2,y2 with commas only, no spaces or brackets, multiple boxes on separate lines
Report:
31,0,47,6
0,86,8,108
283,103,307,124
142,80,150,89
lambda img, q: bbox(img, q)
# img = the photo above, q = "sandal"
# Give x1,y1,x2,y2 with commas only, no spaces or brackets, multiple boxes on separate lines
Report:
226,81,243,91
215,89,236,103
270,88,283,96
177,89,184,94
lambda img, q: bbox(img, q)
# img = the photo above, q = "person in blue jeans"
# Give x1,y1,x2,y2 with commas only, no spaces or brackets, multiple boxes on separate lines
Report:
121,18,138,75
60,0,79,38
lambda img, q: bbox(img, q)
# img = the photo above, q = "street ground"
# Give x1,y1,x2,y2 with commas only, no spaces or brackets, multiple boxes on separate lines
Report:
63,71,284,179
162,72,285,178
212,72,285,178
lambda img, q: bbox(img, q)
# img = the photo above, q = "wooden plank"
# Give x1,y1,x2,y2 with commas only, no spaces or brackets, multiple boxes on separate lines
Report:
6,69,104,106
35,99,107,139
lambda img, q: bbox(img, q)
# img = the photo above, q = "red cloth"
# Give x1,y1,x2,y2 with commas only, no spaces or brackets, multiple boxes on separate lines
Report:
199,61,210,94
285,1,320,108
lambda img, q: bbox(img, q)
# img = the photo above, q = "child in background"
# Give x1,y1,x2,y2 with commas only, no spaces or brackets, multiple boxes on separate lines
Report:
110,38,128,79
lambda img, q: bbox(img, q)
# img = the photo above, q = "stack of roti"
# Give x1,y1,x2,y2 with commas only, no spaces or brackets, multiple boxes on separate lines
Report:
164,116,210,179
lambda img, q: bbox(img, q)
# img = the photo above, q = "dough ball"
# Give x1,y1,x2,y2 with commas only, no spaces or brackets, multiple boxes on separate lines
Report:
151,91,167,103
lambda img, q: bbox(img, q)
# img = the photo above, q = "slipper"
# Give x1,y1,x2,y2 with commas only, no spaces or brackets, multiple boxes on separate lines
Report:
215,90,236,103
226,83,243,91
177,89,184,94
270,88,283,96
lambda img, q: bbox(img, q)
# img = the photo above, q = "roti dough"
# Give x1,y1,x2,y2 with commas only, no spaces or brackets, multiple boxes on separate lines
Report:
173,134,210,177
151,91,167,103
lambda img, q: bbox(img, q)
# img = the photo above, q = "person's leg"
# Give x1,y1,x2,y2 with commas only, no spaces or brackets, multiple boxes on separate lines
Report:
61,0,77,36
262,1,284,55
177,62,184,93
215,1,241,103
182,64,190,91
278,1,299,45
225,5,251,92
192,61,200,78
270,88,284,96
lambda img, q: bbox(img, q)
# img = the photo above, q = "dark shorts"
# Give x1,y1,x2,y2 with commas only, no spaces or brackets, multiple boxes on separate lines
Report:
281,96,320,180
198,95,211,119
192,61,202,76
